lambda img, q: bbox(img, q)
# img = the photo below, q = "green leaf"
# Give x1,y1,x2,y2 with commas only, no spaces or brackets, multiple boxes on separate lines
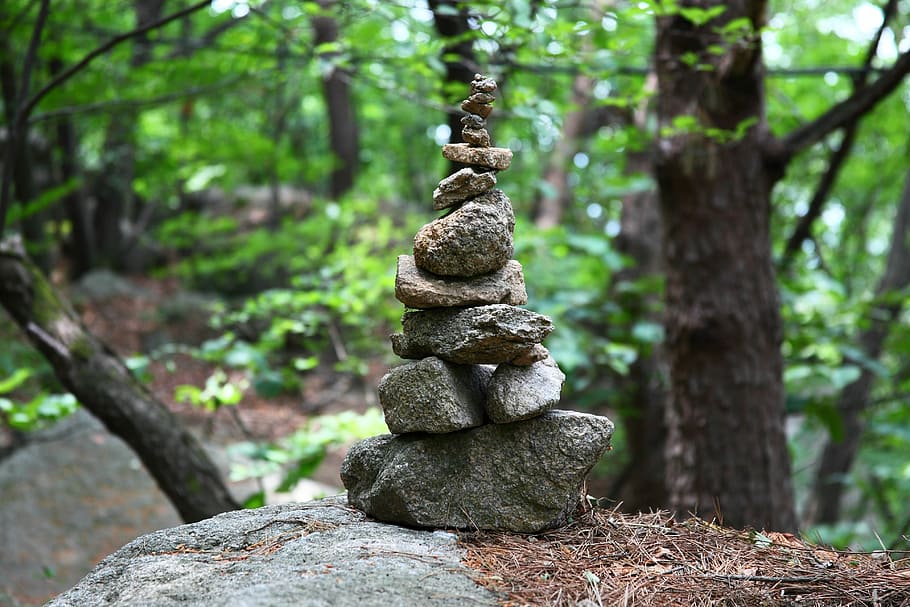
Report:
0,369,31,393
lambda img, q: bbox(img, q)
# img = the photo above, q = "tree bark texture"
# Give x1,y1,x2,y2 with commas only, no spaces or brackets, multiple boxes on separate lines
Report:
313,1,360,198
804,168,910,525
0,237,240,522
655,0,797,530
613,149,670,511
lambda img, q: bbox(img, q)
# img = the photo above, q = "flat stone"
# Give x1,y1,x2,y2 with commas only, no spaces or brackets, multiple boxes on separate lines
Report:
390,304,553,365
341,410,614,532
461,99,492,118
442,143,512,170
395,256,527,309
46,496,500,607
432,168,496,210
462,128,491,147
378,357,492,434
485,356,566,423
414,189,515,277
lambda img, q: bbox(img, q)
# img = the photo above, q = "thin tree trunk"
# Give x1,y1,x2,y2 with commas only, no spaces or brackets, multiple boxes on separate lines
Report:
429,0,477,174
49,57,95,278
0,236,240,522
804,168,910,525
313,1,359,198
655,0,796,531
93,0,164,269
533,74,594,229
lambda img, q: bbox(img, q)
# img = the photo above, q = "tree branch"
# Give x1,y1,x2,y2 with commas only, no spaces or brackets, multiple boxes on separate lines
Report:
21,0,213,122
0,235,240,521
775,49,910,160
778,0,899,271
0,0,213,240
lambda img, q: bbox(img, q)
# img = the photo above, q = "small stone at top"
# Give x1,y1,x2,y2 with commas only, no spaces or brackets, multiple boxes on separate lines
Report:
471,74,497,94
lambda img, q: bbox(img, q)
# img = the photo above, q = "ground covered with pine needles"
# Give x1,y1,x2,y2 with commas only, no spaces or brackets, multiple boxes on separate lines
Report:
459,506,910,606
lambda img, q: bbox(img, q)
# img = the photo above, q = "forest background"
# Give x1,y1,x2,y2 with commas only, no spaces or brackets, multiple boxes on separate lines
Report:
2,0,910,564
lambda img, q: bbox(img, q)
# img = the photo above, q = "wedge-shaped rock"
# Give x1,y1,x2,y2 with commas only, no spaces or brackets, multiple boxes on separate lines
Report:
432,168,496,210
378,357,492,434
414,189,515,277
341,410,614,532
485,356,565,423
395,255,527,309
390,304,553,365
442,143,512,170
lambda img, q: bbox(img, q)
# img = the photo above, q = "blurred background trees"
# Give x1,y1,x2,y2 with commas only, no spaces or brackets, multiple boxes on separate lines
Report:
2,0,910,550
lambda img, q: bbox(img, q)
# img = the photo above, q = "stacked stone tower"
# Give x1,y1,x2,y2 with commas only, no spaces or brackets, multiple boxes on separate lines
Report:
341,75,614,533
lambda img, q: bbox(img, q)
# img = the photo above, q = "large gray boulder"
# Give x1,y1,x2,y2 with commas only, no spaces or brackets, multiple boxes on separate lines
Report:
395,255,527,309
413,189,515,277
390,304,554,365
341,410,614,532
378,357,493,434
485,356,566,423
46,496,500,607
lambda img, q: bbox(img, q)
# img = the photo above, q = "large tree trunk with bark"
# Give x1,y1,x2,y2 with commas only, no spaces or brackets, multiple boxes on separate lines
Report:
804,168,910,525
0,236,239,522
654,0,796,531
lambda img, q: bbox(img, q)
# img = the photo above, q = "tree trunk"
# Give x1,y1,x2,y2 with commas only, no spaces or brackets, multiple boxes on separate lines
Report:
93,0,164,269
654,0,796,530
0,42,50,271
429,0,477,174
0,236,240,522
313,1,360,198
533,73,594,229
804,168,910,525
612,149,670,511
49,57,96,278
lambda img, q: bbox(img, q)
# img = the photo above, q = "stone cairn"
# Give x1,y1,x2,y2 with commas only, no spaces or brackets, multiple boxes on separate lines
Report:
341,75,614,533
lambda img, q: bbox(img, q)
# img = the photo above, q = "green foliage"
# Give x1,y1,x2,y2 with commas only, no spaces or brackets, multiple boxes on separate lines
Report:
0,320,79,432
228,407,387,496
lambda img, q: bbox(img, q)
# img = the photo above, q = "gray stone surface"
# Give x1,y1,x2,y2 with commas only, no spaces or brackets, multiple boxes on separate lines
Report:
342,410,614,532
432,168,496,210
46,496,500,607
395,255,527,309
485,356,566,423
413,189,515,278
390,304,554,365
0,409,182,606
378,357,492,434
442,143,512,170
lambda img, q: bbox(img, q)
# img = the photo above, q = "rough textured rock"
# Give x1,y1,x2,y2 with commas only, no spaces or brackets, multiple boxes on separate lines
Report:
509,343,550,366
413,189,515,277
462,127,491,147
442,143,512,170
461,98,493,118
341,410,614,532
432,168,496,210
485,356,566,423
395,255,527,309
378,357,492,434
45,496,499,607
390,304,554,364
